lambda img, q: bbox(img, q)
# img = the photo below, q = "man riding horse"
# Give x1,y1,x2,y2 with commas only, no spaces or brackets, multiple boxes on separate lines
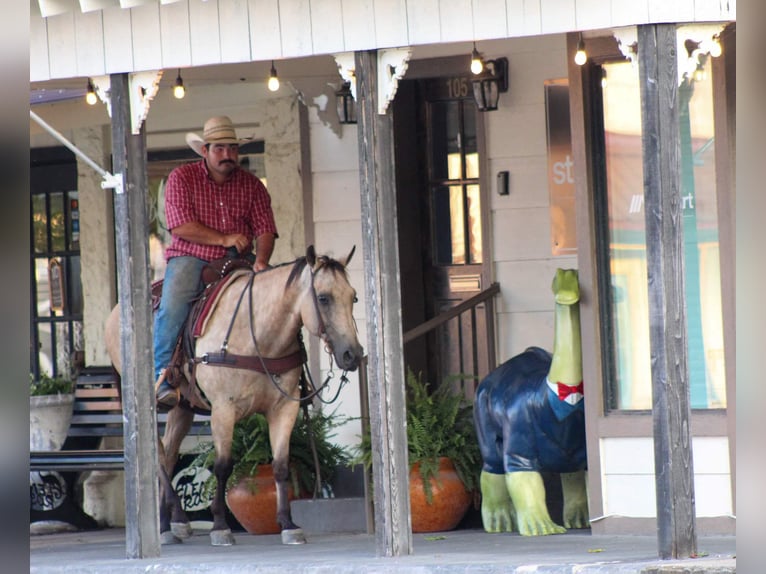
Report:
154,115,278,409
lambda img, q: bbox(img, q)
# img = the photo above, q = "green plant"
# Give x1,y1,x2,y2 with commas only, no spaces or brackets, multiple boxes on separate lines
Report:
191,405,351,497
30,373,74,396
354,368,482,504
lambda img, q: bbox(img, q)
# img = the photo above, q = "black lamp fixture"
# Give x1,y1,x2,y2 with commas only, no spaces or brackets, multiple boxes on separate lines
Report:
470,57,508,112
335,81,357,124
173,69,186,99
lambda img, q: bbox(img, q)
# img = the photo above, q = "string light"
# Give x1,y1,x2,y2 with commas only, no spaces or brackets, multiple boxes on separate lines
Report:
267,61,280,92
574,34,587,66
173,69,186,99
85,79,97,105
470,42,484,75
601,68,608,89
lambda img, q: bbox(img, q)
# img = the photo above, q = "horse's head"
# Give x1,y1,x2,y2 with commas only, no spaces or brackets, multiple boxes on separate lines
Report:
299,246,364,371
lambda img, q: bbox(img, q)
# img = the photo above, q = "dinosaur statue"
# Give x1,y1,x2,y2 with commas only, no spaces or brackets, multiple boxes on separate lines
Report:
473,268,588,536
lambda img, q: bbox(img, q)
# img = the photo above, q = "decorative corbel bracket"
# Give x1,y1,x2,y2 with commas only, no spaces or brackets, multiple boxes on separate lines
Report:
377,48,411,115
91,75,112,117
612,26,638,64
333,52,356,100
676,23,725,86
129,70,162,134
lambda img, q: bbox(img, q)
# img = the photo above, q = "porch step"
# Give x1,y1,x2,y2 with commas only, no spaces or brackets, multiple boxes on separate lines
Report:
290,497,368,535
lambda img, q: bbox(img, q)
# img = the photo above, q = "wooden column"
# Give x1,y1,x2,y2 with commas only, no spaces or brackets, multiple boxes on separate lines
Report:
109,73,161,558
354,50,413,557
637,25,697,559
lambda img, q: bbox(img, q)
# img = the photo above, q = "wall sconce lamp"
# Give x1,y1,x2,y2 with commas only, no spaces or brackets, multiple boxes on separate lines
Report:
85,79,98,105
173,69,186,99
335,81,357,124
471,57,509,112
574,34,587,66
267,61,280,92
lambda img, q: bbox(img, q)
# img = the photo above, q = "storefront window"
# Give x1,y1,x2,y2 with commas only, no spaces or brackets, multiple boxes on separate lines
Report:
602,55,726,410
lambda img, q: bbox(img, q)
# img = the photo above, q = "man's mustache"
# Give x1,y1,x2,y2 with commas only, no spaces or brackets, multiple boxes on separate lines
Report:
219,159,236,165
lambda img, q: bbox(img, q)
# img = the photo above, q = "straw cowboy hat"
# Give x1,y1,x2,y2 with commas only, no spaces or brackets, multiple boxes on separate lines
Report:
185,115,251,156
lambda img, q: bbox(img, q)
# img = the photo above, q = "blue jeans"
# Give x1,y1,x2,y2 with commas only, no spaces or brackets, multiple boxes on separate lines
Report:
153,256,206,380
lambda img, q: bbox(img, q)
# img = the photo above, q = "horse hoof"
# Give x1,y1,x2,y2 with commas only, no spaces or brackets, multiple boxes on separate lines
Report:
281,528,306,545
171,522,193,539
160,531,182,545
210,529,235,546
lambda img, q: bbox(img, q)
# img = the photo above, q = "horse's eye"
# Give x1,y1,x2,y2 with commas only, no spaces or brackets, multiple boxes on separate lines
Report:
317,294,330,305
353,295,358,304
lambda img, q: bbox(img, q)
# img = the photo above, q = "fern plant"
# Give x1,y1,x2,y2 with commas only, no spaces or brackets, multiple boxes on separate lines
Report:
191,405,351,498
355,368,481,504
30,373,73,396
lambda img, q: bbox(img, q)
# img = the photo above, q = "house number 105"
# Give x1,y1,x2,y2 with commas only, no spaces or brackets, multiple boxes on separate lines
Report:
445,77,470,99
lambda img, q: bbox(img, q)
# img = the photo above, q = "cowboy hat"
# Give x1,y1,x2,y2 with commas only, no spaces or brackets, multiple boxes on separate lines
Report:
185,115,251,156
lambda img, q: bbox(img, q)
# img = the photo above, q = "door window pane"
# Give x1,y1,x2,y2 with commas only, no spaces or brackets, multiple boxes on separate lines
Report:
602,56,725,410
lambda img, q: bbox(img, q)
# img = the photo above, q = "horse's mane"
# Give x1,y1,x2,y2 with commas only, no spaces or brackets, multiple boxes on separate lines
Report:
285,254,348,290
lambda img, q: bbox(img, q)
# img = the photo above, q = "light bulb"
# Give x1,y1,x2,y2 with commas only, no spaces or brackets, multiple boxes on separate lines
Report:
600,68,607,89
709,37,722,58
574,36,587,66
470,46,483,75
85,80,97,105
173,71,185,99
268,62,280,92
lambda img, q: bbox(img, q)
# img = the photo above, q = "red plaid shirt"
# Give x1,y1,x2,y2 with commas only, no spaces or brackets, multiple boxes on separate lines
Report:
164,160,278,262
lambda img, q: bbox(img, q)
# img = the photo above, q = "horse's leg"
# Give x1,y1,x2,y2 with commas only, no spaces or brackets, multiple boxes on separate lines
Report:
162,406,195,539
157,437,184,545
268,401,306,545
208,407,236,546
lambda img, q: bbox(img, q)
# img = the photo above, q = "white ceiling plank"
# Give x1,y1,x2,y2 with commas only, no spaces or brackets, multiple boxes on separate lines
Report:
374,0,408,48
311,0,345,54
218,0,251,62
439,0,472,43
131,3,162,71
38,0,79,18
506,0,524,36
249,0,282,60
472,0,508,41
574,0,612,30
47,11,79,78
189,0,222,66
694,0,734,20
611,0,648,26
159,0,191,69
79,0,119,12
341,0,375,51
31,3,51,81
102,5,134,73
507,0,542,36
120,0,156,8
280,0,313,58
540,0,574,33
648,0,694,23
75,10,106,76
407,0,441,45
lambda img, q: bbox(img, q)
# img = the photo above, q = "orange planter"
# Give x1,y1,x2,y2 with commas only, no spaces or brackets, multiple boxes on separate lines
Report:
225,465,298,534
409,457,472,533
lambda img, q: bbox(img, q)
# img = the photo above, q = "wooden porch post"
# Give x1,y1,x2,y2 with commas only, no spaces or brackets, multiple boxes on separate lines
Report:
637,24,697,559
354,50,413,557
109,73,161,558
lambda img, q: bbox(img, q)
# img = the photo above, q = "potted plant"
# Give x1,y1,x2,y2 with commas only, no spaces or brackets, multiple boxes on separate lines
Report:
355,368,482,533
191,405,351,534
30,373,75,452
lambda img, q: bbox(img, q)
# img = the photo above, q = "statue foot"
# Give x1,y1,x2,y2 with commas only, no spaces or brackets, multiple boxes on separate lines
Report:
515,512,567,536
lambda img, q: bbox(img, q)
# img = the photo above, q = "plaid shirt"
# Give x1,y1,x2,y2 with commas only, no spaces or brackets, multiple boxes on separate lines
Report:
164,160,278,262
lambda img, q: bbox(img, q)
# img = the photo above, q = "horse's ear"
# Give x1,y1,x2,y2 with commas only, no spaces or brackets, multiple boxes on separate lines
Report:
306,245,317,267
340,245,356,268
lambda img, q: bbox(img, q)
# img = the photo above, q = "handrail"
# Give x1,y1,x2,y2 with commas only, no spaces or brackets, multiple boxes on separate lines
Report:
402,282,500,344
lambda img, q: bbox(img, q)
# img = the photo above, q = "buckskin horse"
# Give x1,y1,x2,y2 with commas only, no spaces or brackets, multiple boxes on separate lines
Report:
105,246,364,546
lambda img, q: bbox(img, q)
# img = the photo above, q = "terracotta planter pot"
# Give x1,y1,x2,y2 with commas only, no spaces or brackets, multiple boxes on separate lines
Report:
409,457,472,533
225,465,299,535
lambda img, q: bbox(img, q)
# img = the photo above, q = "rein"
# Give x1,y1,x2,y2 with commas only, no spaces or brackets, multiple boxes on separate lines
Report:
192,259,348,406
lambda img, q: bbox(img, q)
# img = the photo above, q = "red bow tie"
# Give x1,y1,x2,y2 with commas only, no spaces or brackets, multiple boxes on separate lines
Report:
556,381,583,400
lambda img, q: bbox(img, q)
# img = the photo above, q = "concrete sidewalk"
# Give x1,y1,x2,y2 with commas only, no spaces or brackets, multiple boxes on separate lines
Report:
30,526,735,573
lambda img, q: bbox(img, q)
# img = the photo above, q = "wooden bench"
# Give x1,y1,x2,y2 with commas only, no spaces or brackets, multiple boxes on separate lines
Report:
29,366,211,472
